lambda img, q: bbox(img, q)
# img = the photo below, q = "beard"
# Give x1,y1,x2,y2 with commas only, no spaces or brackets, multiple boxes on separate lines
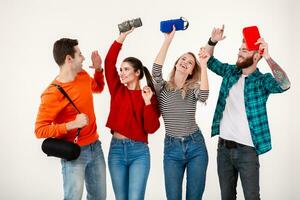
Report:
236,56,254,69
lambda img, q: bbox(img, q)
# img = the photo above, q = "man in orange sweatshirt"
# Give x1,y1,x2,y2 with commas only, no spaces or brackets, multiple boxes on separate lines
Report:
35,38,106,200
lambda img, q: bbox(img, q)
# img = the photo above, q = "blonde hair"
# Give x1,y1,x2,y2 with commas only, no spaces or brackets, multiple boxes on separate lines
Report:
166,52,201,98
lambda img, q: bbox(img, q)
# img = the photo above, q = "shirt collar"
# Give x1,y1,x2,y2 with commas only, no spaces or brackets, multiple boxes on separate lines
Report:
234,66,261,79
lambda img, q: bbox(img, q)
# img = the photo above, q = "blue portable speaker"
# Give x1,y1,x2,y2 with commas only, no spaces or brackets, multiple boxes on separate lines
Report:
160,17,189,33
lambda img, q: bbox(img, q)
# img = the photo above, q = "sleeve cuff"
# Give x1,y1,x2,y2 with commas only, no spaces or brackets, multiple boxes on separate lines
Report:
207,56,214,66
95,68,104,73
114,40,123,47
58,123,68,134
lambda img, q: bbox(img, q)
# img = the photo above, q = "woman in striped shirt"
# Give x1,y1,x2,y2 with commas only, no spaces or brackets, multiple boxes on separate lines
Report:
152,27,210,200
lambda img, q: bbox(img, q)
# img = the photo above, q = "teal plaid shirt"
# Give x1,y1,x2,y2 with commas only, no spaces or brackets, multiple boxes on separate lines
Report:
208,56,287,155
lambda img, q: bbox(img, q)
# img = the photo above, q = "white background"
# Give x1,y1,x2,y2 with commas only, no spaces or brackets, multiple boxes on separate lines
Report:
1,0,299,199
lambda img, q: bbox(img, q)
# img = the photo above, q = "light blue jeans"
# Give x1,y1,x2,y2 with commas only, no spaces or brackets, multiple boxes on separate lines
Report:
61,140,106,200
108,138,150,200
164,129,208,200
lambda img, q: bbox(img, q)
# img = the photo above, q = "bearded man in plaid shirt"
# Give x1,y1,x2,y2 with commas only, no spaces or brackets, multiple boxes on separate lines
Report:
201,25,291,200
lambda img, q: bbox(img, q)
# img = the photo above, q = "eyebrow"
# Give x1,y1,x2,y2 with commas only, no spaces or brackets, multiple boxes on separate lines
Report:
183,56,195,62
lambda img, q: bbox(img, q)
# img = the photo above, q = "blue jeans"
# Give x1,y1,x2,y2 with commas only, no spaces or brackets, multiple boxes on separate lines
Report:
164,129,208,200
108,138,150,200
61,140,106,200
217,139,260,200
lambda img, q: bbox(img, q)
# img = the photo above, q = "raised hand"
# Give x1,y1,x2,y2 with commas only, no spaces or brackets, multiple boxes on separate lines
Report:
155,26,176,65
141,86,153,105
198,47,211,67
211,24,226,42
164,26,176,42
117,27,135,43
89,51,102,71
255,38,270,59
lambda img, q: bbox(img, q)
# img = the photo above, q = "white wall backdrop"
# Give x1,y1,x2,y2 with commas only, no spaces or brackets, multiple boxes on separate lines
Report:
0,0,299,199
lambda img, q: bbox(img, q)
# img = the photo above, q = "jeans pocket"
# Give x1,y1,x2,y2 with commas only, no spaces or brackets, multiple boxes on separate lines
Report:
192,132,205,146
109,141,122,154
133,141,148,151
164,137,173,148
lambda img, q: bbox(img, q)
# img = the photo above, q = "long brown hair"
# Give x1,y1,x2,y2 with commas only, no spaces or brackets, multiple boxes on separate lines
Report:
166,52,201,98
123,57,155,93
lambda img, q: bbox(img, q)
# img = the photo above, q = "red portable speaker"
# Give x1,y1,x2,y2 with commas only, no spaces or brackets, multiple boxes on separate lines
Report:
242,26,261,51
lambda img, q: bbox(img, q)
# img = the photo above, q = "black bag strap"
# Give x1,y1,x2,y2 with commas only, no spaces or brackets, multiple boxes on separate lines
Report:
53,84,80,113
52,83,81,143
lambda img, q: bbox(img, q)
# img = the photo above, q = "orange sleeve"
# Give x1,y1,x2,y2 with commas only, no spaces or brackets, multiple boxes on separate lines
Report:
35,88,68,138
91,70,105,93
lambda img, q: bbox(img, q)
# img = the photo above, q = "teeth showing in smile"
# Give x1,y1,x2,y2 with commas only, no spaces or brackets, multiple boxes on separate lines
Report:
180,64,187,69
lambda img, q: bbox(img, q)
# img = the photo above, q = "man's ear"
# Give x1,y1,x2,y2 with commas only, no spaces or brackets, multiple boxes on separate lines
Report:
253,52,261,62
65,55,72,64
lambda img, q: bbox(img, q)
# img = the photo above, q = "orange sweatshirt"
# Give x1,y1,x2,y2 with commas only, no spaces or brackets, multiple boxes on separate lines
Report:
35,70,104,146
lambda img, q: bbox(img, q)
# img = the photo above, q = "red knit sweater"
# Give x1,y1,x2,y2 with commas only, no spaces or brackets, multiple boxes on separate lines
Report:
104,41,160,143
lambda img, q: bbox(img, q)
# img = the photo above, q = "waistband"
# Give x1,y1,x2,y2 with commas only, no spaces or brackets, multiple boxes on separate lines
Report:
111,137,146,144
218,137,253,149
81,140,101,150
165,129,201,142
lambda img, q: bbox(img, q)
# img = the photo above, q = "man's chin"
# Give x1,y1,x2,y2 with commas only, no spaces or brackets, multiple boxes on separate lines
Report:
236,63,245,69
236,63,252,69
236,61,242,68
236,60,253,69
236,55,254,69
236,58,243,66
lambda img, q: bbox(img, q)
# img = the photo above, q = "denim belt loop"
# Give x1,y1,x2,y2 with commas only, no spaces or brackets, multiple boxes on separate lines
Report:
90,142,95,151
129,139,134,146
166,136,170,143
189,128,199,141
167,135,173,143
190,132,195,141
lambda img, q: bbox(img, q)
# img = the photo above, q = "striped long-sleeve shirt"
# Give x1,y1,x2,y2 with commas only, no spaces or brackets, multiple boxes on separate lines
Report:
152,63,209,137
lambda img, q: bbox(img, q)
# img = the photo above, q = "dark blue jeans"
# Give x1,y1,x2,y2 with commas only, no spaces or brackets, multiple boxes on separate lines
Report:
217,139,260,200
108,138,150,200
164,129,208,200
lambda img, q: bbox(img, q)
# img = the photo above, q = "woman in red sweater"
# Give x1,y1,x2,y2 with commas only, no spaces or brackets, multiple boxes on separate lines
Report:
104,28,160,200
